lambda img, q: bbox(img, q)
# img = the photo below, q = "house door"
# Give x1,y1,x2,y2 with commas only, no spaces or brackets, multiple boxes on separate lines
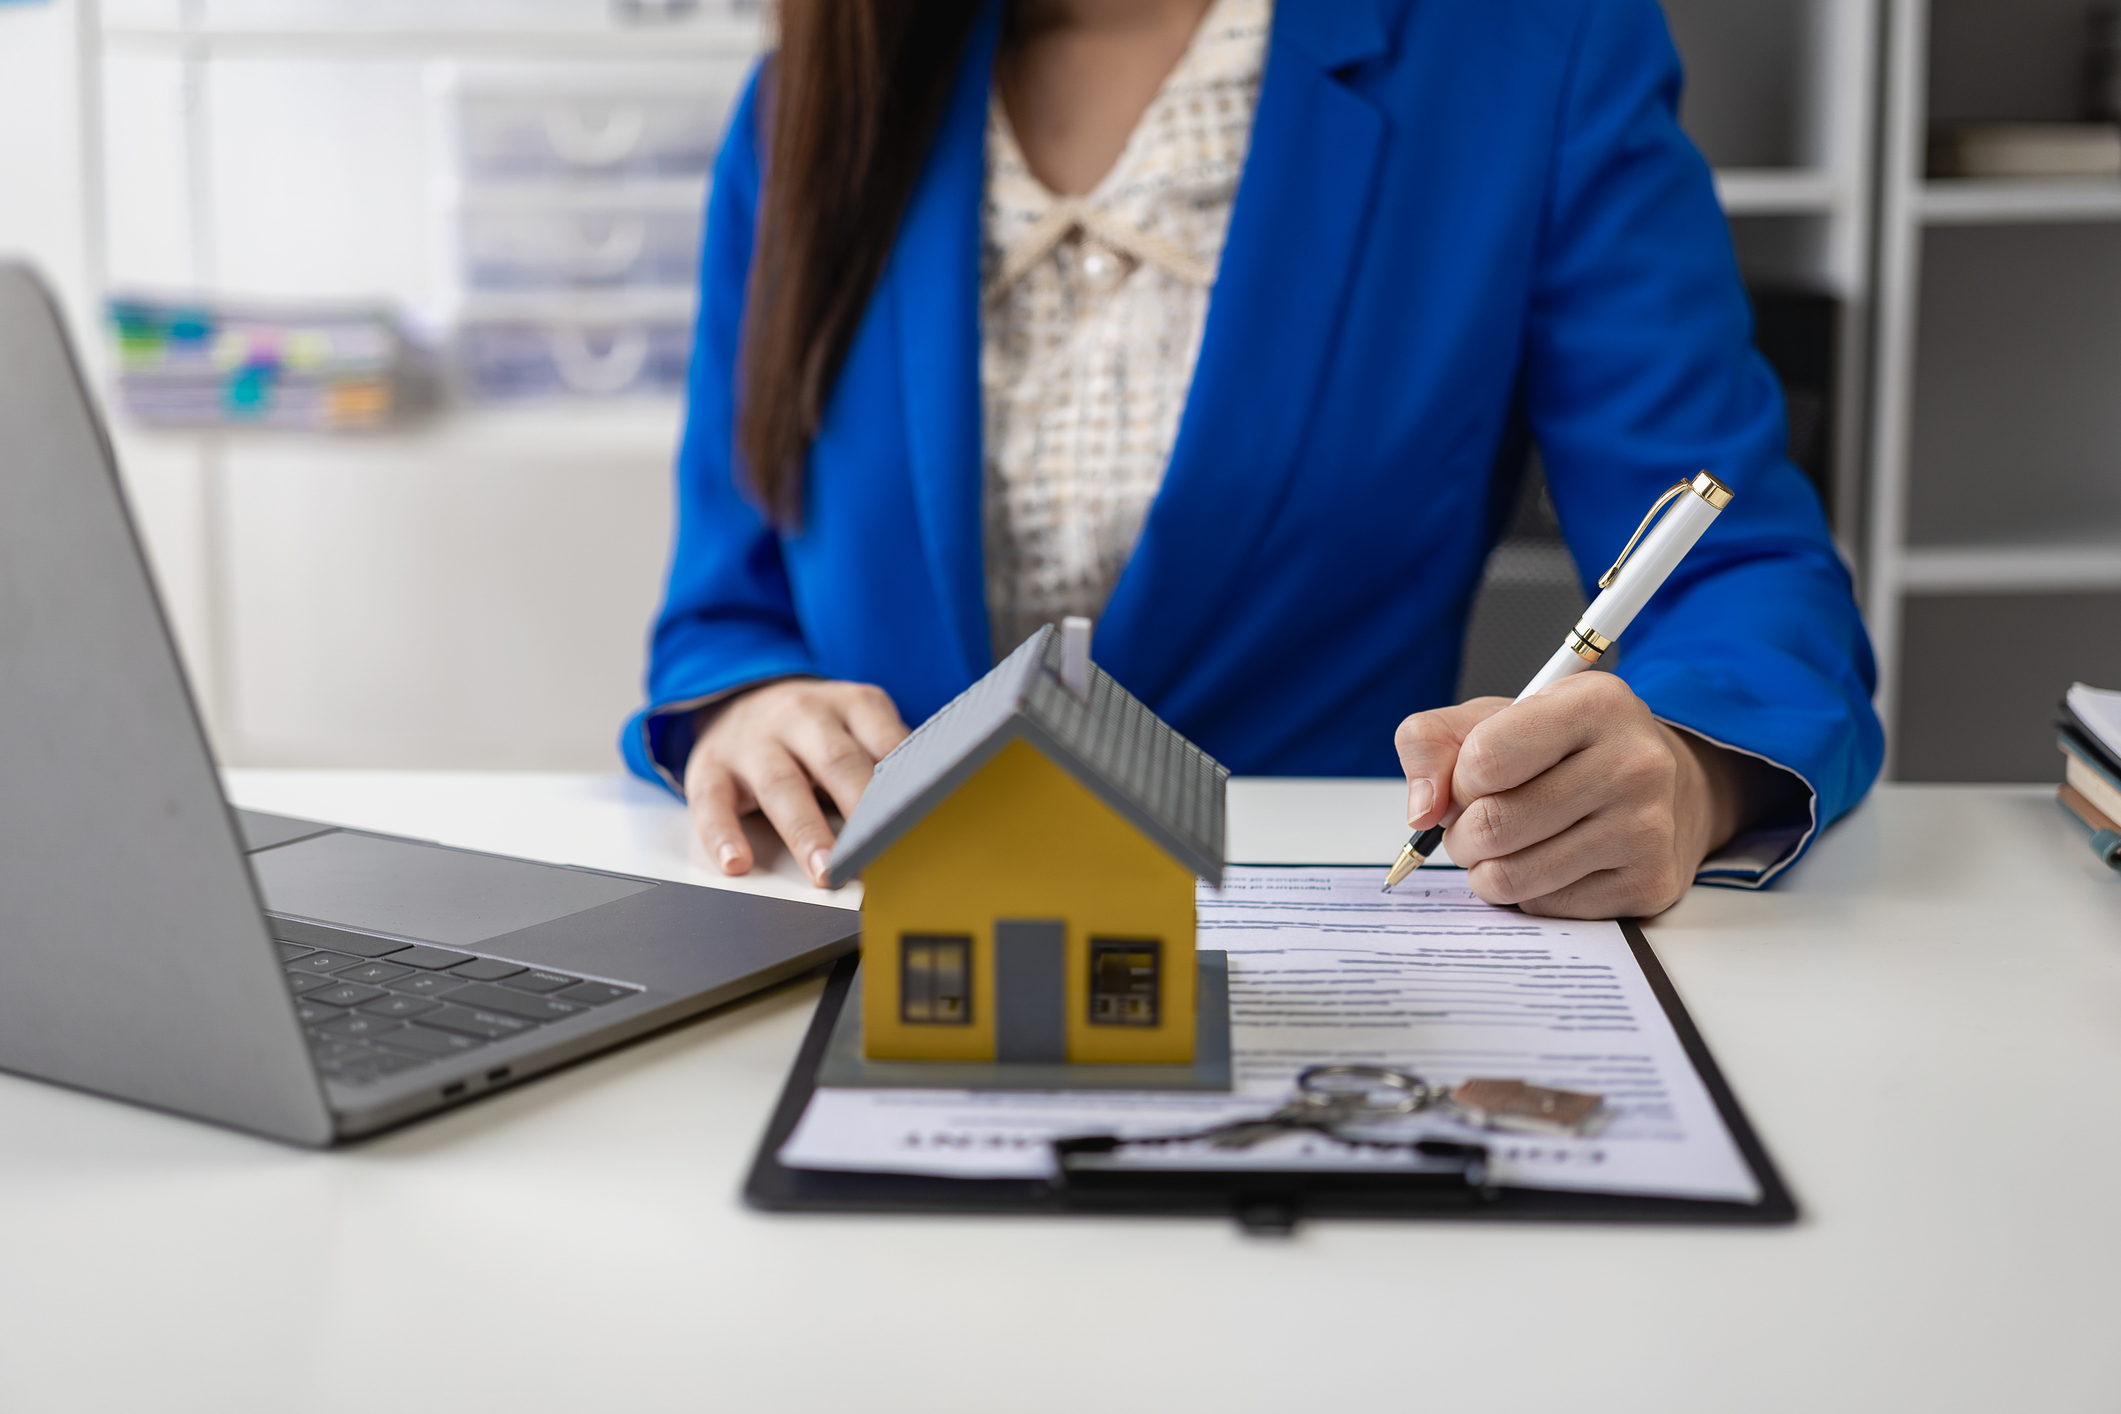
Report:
993,918,1066,1063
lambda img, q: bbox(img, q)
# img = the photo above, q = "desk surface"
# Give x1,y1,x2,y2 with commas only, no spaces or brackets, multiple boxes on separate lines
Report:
4,774,2118,1412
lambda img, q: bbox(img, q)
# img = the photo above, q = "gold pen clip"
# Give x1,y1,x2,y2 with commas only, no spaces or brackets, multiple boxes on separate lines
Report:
1596,471,1734,589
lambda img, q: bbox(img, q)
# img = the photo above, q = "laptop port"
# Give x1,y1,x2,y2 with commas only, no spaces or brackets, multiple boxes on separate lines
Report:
442,1082,466,1098
486,1067,511,1083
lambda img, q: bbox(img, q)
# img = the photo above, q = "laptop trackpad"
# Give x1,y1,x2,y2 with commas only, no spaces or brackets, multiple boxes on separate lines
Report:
250,831,656,946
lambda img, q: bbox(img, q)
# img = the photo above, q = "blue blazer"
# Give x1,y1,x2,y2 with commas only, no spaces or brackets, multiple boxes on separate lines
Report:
625,0,1883,882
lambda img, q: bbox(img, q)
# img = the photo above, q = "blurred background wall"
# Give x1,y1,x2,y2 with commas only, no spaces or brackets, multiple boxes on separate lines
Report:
0,0,2114,782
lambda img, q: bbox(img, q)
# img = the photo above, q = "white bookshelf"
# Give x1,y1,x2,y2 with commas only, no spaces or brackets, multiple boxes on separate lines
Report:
97,0,767,50
83,0,762,770
1714,167,1843,216
1869,0,2121,779
98,19,764,61
1918,178,2121,224
1662,0,1879,549
1899,543,2121,593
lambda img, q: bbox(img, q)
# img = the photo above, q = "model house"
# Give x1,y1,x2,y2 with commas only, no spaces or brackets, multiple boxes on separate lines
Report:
826,621,1227,1065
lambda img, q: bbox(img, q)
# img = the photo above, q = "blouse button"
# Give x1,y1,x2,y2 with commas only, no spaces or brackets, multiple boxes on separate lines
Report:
1078,242,1127,292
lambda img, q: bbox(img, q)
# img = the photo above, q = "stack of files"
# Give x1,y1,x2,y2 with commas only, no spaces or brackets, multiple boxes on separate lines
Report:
107,295,430,433
2056,683,2121,863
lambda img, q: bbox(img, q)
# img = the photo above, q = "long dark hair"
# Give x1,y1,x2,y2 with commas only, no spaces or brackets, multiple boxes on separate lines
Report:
739,0,986,524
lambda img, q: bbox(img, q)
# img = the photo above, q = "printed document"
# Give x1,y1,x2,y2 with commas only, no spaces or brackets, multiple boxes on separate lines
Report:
778,867,1761,1202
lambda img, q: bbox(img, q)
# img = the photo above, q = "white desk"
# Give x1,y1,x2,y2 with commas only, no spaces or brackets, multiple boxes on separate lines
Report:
4,775,2119,1412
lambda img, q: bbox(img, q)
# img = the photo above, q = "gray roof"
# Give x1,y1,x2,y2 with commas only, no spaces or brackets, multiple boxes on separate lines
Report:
826,626,1227,887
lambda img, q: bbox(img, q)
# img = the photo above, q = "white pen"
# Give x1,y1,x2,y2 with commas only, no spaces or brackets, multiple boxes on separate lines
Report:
1382,470,1735,890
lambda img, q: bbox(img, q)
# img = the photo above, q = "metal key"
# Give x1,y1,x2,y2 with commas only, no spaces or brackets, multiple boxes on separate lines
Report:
1054,1065,1608,1166
1198,1098,1355,1150
1200,1065,1438,1149
1445,1078,1608,1136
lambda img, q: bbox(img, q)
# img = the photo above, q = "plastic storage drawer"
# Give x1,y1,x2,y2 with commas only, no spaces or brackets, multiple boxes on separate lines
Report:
458,91,730,178
460,319,691,400
461,205,701,289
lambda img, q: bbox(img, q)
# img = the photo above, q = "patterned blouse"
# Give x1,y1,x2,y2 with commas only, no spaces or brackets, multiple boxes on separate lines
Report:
980,0,1272,660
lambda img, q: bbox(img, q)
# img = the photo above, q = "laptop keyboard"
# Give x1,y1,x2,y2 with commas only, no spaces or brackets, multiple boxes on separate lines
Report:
274,930,644,1087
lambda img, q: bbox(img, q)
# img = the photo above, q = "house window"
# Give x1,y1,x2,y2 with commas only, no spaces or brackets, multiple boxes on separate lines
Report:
900,934,972,1025
1088,938,1160,1027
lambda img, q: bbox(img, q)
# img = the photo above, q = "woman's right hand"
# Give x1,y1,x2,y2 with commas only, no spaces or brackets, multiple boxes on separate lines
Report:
683,678,910,887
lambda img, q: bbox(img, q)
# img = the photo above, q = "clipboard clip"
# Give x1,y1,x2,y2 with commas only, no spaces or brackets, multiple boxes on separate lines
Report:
1053,1132,1496,1235
1597,471,1734,589
1050,1066,1609,1232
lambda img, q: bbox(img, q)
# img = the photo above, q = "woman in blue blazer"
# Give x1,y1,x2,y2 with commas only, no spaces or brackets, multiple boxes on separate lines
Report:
625,0,1882,917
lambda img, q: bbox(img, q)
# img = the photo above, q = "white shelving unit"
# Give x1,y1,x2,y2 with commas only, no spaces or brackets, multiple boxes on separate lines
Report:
1870,0,2121,780
98,23,762,59
1917,179,2121,223
83,0,764,770
1714,167,1844,216
1661,0,1880,545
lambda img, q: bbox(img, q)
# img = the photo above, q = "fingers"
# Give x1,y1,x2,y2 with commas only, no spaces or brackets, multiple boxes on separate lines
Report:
780,684,908,820
1462,807,1637,907
743,747,842,886
1445,748,1612,874
1518,863,1688,920
1465,806,1690,918
841,684,911,761
1447,714,1683,863
685,759,754,876
786,711,886,820
1431,674,1699,919
1450,672,1639,805
1394,697,1508,828
683,679,910,888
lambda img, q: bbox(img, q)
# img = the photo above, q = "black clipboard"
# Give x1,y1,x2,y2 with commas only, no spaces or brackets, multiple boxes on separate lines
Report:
744,917,1797,1231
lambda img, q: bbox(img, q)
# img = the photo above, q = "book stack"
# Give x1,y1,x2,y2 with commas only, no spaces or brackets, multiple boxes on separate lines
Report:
2056,683,2121,866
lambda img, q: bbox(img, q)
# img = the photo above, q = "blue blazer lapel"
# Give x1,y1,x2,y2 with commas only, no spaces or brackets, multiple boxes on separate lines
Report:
1097,2,1390,699
891,1,1004,683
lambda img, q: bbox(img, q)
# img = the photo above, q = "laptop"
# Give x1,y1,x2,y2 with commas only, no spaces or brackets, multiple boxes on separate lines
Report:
0,263,859,1145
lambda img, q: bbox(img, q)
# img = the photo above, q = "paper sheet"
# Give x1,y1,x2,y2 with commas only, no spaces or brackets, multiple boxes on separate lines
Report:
2068,682,2121,760
777,867,1761,1203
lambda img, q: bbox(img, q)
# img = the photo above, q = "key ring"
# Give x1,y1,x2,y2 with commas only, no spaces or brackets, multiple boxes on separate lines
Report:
1295,1064,1436,1119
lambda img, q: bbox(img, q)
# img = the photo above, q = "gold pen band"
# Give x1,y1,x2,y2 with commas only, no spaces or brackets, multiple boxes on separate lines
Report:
1691,470,1734,510
1567,619,1613,664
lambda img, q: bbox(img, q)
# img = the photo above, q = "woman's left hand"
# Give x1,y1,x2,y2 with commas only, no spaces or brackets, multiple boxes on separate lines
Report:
1393,672,1790,919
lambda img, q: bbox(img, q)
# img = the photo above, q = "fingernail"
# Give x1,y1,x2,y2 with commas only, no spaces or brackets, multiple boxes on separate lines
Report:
1408,778,1434,826
717,843,742,871
809,848,833,885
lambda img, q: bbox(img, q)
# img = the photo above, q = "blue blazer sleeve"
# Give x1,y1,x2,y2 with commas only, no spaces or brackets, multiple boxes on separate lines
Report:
1525,0,1882,883
621,64,821,791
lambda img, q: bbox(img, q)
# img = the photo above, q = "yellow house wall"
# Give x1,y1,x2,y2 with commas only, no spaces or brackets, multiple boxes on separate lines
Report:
860,738,1197,1064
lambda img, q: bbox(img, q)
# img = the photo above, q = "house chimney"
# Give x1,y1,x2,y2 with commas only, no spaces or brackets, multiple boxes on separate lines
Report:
1060,616,1092,699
